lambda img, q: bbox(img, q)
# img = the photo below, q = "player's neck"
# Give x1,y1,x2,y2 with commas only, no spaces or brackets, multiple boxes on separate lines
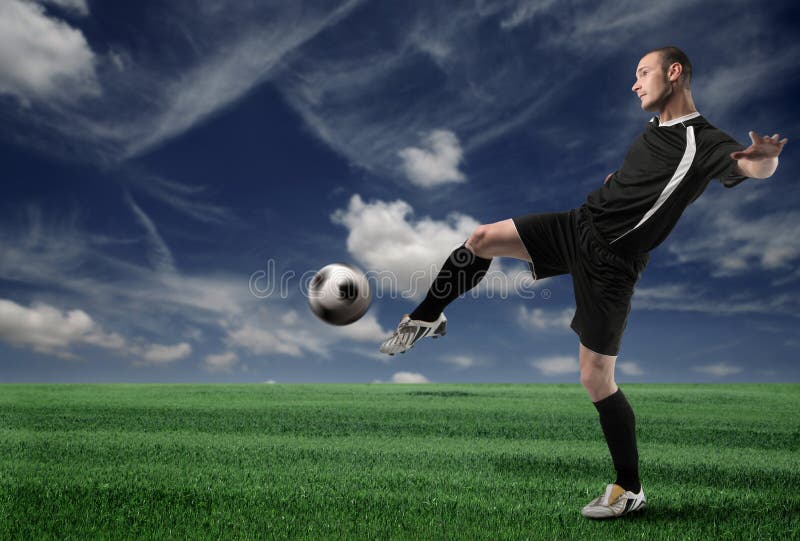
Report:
657,90,696,124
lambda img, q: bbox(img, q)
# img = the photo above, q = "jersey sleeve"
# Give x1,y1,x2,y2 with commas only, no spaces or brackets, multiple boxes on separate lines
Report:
697,127,749,188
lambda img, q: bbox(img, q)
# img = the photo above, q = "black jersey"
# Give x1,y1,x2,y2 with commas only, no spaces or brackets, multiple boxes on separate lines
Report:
583,112,749,256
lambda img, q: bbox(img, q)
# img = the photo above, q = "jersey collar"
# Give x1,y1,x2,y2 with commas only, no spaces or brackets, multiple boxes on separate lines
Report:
651,111,701,127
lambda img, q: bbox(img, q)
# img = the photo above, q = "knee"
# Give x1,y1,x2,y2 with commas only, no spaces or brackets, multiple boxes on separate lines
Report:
580,358,613,393
580,366,598,391
466,225,490,256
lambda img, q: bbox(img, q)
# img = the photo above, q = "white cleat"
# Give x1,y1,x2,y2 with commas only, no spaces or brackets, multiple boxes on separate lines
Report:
581,483,646,519
379,312,447,356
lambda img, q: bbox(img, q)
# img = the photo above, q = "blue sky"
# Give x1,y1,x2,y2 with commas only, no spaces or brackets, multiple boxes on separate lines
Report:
0,0,798,383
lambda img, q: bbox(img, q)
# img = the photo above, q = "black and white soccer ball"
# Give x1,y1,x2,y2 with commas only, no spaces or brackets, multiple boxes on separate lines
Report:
308,263,371,326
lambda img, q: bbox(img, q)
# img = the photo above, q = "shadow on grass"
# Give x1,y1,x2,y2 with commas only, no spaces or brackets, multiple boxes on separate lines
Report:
594,502,754,525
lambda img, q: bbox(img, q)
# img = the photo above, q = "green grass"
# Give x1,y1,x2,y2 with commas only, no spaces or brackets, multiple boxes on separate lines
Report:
1,384,798,540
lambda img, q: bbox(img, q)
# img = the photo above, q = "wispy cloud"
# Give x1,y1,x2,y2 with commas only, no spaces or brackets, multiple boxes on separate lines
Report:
120,1,365,159
666,189,800,278
673,339,744,362
122,168,236,226
695,45,800,119
498,0,558,29
273,3,584,183
125,193,176,274
632,283,799,318
691,362,742,377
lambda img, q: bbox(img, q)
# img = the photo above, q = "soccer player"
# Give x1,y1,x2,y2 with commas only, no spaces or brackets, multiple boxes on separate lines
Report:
379,46,788,519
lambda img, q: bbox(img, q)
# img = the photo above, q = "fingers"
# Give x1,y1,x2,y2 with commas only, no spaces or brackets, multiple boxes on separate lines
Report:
749,130,789,147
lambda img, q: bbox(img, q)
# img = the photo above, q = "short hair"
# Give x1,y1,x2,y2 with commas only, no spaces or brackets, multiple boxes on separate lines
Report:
647,46,692,89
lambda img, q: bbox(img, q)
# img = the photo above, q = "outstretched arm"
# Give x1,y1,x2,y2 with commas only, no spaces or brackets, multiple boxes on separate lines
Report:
731,131,788,179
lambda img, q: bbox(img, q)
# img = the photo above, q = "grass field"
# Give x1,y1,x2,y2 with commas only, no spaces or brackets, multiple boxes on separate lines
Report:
1,383,798,540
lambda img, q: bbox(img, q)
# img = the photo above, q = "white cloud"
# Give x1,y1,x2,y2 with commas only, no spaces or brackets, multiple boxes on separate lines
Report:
203,351,239,373
531,355,579,376
518,305,573,331
0,208,394,365
617,361,644,376
225,309,391,361
223,302,394,360
398,130,466,188
346,346,391,363
391,371,430,383
331,194,476,297
0,0,97,104
329,312,393,342
0,297,196,367
440,354,484,369
0,298,125,358
691,362,742,377
225,320,325,359
331,194,540,301
139,342,192,365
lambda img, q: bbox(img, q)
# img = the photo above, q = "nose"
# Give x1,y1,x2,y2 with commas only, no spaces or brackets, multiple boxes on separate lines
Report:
632,80,640,93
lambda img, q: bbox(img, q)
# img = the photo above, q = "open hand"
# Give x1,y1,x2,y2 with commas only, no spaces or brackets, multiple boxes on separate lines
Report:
730,131,788,161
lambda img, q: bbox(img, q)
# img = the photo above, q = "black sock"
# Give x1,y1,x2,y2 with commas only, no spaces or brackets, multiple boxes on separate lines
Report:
593,388,641,493
409,242,493,322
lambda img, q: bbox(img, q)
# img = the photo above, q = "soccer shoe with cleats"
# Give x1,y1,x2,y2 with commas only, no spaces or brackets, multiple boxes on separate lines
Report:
379,312,447,356
581,483,646,519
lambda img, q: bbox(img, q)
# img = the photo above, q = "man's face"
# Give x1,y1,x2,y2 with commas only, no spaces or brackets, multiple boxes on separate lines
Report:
632,52,671,112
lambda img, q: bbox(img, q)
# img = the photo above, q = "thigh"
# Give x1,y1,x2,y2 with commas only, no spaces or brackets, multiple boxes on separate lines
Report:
569,255,639,357
511,210,574,280
472,219,534,261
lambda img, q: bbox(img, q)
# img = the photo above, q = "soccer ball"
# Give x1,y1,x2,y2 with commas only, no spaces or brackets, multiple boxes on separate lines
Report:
308,263,371,325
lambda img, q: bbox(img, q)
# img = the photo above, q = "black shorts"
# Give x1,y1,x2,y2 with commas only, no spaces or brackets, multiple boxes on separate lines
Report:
511,205,649,356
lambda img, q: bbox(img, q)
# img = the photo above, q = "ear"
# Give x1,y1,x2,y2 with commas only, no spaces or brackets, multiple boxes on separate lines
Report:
668,62,683,84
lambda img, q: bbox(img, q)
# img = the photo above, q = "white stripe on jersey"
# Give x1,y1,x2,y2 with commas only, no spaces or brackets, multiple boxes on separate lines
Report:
610,125,697,246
